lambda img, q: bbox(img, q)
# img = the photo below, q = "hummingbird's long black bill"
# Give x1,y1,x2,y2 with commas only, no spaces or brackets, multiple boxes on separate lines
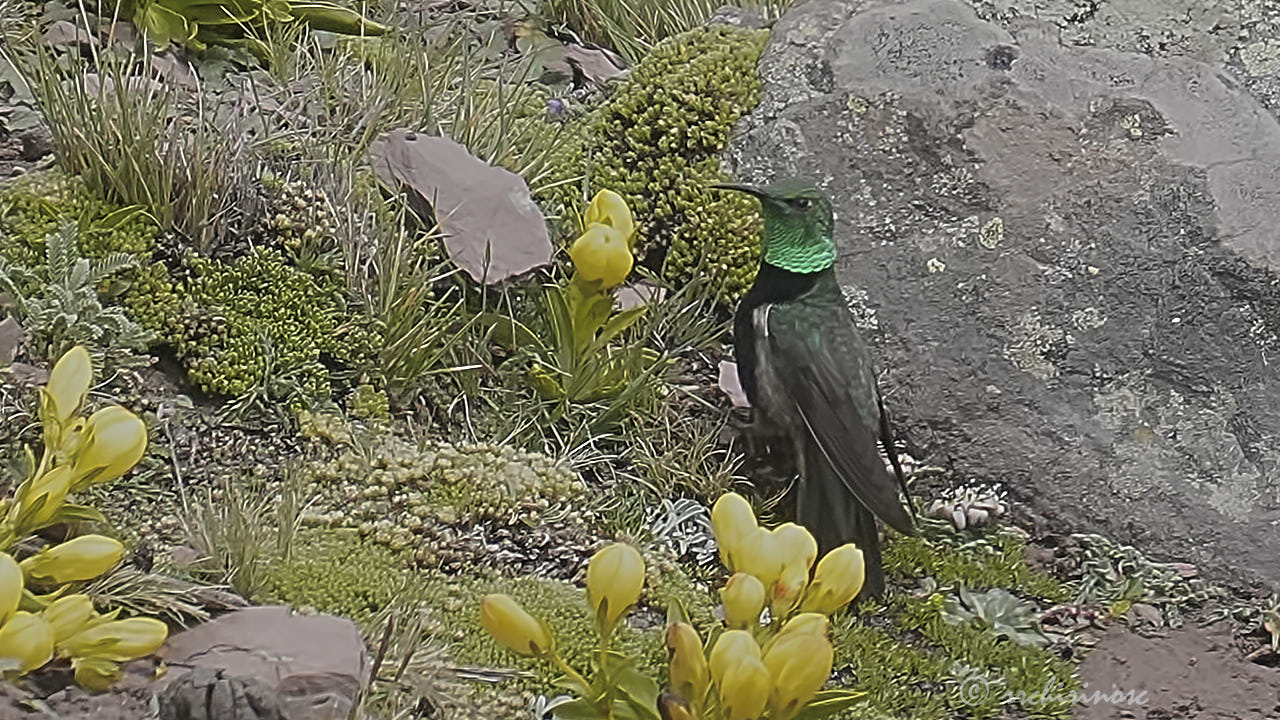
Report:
709,182,763,197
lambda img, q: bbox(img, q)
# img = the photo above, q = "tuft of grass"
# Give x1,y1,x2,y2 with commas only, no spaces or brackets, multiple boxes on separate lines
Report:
539,0,793,62
21,36,253,251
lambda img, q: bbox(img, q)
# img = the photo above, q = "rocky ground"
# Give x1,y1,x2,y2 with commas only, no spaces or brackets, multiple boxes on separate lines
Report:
1,0,1279,718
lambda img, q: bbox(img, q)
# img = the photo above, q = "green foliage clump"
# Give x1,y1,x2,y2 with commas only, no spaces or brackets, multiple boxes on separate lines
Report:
259,528,408,623
0,169,159,269
884,528,1070,603
828,619,949,720
588,25,768,304
175,246,364,400
0,221,155,362
348,382,391,420
303,436,589,560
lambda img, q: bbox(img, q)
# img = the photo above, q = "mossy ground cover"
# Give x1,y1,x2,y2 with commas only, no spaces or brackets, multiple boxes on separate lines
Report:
6,4,1260,719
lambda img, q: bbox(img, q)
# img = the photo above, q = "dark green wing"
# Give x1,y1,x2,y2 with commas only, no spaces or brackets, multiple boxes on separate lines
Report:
762,300,914,535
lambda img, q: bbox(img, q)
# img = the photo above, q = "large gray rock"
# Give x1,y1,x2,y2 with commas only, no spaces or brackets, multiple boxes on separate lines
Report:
725,0,1280,590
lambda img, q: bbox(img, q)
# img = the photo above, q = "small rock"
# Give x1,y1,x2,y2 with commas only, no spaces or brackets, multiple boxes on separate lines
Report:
0,316,23,365
718,360,750,408
705,5,767,29
43,20,97,47
159,606,368,720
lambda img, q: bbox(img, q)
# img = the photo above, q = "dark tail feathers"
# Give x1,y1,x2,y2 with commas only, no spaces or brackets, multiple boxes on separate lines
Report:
796,444,887,599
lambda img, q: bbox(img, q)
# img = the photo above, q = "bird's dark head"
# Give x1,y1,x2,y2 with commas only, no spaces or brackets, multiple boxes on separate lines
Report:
711,177,836,273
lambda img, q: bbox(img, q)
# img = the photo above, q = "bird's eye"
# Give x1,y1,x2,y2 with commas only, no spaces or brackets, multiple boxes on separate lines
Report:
793,198,813,210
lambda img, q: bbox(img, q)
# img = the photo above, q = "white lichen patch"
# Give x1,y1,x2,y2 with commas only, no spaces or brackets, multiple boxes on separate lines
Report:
1092,373,1268,521
1121,113,1143,137
840,284,880,331
979,216,1005,249
1069,306,1107,331
927,257,947,273
1002,310,1069,380
1240,40,1280,78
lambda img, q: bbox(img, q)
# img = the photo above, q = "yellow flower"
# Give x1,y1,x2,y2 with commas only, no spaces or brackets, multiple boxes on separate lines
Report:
0,611,54,674
736,527,785,589
585,542,645,637
710,492,758,572
44,346,92,427
665,622,709,709
708,629,761,688
72,655,121,692
6,466,73,533
68,406,148,493
762,632,834,720
21,535,125,586
718,655,770,720
43,594,97,644
583,189,637,250
0,553,22,626
479,594,552,658
769,563,809,619
59,617,169,662
771,523,818,573
568,224,633,287
762,613,829,656
719,572,765,630
798,544,866,616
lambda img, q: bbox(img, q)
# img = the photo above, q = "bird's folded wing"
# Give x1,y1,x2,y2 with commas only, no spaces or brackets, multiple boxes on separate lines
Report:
764,304,914,535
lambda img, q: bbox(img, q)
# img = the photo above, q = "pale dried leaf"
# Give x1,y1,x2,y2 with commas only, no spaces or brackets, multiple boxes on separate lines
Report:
719,360,750,408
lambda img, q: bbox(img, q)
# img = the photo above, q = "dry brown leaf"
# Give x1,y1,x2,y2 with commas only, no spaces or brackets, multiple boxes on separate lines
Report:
368,129,553,285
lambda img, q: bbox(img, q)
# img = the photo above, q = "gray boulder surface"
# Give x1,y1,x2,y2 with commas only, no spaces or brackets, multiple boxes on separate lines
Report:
725,0,1280,590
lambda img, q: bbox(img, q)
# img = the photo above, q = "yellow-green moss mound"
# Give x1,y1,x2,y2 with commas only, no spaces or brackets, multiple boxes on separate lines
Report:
174,246,369,402
589,25,768,304
259,527,409,623
302,436,594,569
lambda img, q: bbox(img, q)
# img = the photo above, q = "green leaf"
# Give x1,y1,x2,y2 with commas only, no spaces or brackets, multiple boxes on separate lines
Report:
589,305,648,354
547,699,609,720
790,689,870,720
137,2,197,49
476,312,546,353
38,502,108,528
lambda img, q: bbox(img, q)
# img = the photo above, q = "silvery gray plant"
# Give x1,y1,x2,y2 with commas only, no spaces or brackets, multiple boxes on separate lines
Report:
646,497,718,567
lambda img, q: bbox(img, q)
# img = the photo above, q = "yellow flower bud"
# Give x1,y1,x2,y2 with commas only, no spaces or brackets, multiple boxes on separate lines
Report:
798,544,866,616
719,572,765,630
0,611,54,674
761,613,829,656
43,594,97,644
585,542,644,637
478,594,552,658
763,632,834,720
718,655,770,720
72,655,121,692
69,406,148,492
710,493,758,572
583,189,637,249
59,617,169,662
569,224,633,288
771,523,818,573
708,629,761,688
7,466,73,533
45,346,92,427
769,563,809,620
21,535,125,586
0,553,22,626
665,622,709,709
736,527,785,589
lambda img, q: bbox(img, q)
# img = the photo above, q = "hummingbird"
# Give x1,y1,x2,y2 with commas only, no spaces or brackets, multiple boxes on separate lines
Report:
713,178,915,598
